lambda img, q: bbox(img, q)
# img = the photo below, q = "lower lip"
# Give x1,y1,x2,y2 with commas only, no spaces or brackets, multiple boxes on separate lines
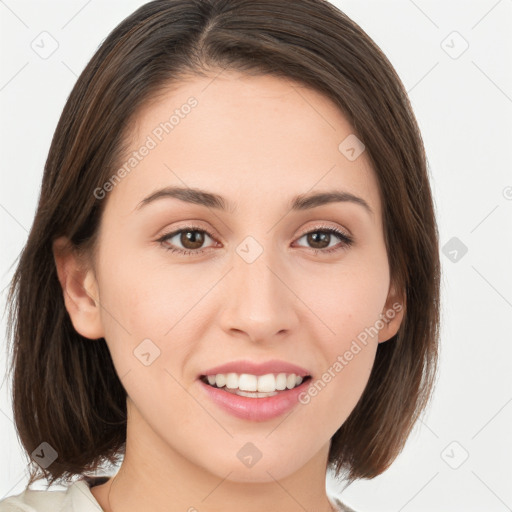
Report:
198,378,311,422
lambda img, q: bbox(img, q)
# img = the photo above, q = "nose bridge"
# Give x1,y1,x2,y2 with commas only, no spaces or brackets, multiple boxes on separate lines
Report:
220,233,296,339
233,234,284,308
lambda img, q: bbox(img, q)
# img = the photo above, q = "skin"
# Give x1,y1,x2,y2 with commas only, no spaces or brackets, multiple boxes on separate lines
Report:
53,70,404,512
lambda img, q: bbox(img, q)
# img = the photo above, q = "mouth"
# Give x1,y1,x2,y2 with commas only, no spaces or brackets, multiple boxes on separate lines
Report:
199,372,312,398
197,359,314,420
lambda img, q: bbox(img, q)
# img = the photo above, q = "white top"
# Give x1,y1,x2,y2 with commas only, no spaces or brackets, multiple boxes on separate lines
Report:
0,477,356,511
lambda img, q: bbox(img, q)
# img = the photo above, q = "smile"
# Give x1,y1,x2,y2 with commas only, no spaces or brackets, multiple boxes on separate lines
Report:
200,372,308,397
198,372,312,421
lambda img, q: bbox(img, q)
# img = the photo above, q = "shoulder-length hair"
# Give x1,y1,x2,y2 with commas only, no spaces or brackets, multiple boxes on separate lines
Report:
6,0,440,487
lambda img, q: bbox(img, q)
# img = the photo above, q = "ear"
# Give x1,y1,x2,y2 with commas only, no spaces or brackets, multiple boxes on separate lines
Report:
52,236,104,340
377,280,406,344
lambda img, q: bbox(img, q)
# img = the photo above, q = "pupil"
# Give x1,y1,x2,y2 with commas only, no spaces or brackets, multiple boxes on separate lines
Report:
182,230,204,249
308,232,329,249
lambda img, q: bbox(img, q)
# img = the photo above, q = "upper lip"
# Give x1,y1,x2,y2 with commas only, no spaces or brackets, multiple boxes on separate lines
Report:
199,359,311,378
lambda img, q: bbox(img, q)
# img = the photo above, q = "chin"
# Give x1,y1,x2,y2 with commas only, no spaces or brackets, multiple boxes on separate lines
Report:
196,446,311,484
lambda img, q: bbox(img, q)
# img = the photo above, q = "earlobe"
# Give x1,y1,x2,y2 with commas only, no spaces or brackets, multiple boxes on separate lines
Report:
52,236,104,340
378,282,406,344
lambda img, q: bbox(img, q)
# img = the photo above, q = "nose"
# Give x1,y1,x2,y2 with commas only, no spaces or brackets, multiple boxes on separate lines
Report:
218,243,298,344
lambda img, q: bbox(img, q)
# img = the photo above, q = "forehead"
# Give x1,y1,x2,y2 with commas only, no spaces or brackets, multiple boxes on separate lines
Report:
104,71,381,222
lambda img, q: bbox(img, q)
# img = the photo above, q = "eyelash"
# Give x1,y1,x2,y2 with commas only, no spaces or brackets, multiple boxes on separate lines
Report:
157,224,353,257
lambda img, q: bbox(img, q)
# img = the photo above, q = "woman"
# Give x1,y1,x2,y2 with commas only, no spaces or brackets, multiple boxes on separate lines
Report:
1,1,440,510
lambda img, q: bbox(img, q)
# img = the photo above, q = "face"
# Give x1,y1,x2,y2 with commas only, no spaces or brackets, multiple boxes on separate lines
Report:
56,70,403,484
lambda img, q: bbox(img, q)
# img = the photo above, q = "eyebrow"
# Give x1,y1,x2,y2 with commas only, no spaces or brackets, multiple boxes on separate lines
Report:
135,186,373,216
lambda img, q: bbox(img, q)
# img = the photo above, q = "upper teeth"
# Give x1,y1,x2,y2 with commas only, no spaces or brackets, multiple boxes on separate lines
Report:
206,373,304,392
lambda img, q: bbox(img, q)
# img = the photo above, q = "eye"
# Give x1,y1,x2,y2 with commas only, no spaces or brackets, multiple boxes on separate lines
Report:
157,224,353,257
157,225,218,256
294,225,353,255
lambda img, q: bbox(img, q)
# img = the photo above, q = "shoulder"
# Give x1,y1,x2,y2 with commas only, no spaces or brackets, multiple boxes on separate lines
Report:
0,477,105,512
328,493,358,512
1,480,353,512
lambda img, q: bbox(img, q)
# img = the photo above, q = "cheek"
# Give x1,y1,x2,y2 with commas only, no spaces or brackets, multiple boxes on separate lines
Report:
293,265,386,419
299,328,378,440
300,262,389,344
95,249,211,381
98,245,185,332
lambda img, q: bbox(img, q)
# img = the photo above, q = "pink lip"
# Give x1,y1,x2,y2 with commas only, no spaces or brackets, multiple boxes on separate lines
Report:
199,359,311,378
198,377,312,422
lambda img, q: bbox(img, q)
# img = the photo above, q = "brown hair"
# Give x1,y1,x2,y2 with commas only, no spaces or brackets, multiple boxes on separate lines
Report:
5,0,440,487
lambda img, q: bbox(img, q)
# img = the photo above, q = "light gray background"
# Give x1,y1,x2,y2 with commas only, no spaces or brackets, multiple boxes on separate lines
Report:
1,0,511,510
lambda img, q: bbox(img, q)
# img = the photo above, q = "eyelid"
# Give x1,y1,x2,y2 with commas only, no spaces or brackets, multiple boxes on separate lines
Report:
299,222,352,239
157,221,219,240
157,221,351,240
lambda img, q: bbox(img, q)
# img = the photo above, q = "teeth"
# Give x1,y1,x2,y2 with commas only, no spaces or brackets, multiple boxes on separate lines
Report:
275,373,287,390
224,388,279,398
239,373,257,392
226,373,238,389
204,372,306,392
215,374,226,388
257,373,275,392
